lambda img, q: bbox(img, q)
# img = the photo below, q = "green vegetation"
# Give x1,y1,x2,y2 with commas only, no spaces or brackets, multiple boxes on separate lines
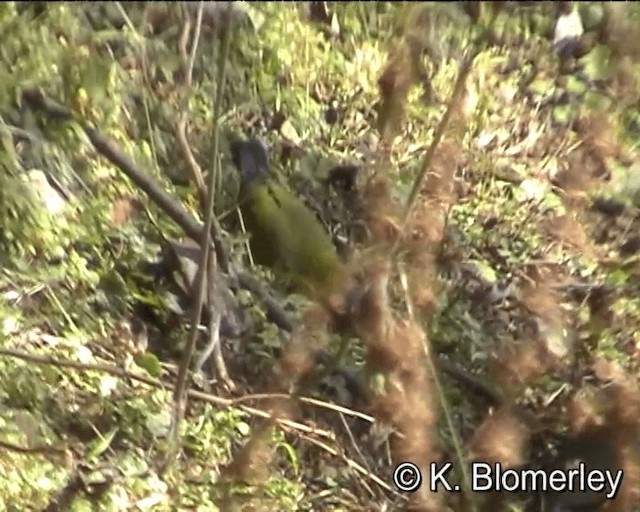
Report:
2,2,640,511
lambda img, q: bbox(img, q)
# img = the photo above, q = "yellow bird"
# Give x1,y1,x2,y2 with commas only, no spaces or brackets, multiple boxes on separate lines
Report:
230,138,347,308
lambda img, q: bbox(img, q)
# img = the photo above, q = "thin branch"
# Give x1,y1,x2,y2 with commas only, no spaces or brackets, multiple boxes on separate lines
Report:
401,51,474,224
187,2,205,86
0,439,67,458
338,413,376,496
0,347,333,439
207,290,235,391
178,5,193,66
171,4,234,446
175,1,231,275
176,1,207,207
401,11,499,226
174,1,234,393
232,393,375,423
301,434,399,497
21,90,208,244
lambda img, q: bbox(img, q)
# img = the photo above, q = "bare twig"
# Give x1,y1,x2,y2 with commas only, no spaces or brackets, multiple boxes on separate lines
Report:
174,119,231,272
0,347,333,438
177,119,207,205
232,393,375,423
175,0,236,393
301,434,399,497
401,11,498,226
22,90,208,244
0,439,67,458
338,413,376,492
207,289,235,391
171,3,234,448
400,51,474,224
176,1,207,207
193,309,222,388
187,2,205,85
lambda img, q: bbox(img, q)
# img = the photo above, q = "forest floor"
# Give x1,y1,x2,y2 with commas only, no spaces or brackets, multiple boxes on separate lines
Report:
1,3,640,511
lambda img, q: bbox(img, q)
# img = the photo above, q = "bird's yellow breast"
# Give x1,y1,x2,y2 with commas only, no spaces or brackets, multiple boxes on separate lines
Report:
239,178,345,303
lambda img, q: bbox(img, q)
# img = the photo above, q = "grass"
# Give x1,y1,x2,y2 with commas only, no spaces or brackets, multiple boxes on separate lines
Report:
2,2,640,511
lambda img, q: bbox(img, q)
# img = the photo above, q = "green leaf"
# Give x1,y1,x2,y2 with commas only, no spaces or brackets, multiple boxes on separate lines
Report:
467,258,498,285
135,352,163,378
86,428,118,459
236,421,251,436
583,44,612,82
146,410,172,438
280,119,302,146
277,440,300,476
565,75,587,96
553,104,572,124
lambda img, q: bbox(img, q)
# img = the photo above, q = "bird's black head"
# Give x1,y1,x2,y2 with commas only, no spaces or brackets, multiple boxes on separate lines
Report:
229,138,270,185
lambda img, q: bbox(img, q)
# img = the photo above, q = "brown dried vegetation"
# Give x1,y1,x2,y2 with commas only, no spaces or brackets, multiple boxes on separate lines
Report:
221,5,640,511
